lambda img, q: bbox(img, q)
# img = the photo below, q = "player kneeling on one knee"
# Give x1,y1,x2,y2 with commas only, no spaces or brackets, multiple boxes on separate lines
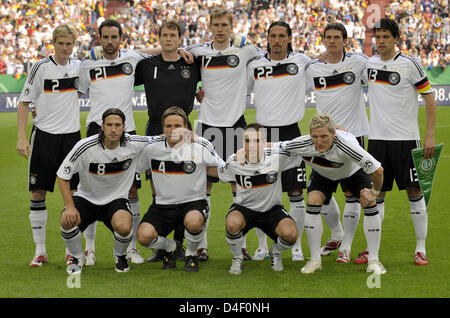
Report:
208,123,300,274
57,108,154,274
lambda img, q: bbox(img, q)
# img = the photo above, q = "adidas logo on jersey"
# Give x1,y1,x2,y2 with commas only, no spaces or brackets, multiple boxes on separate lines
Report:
168,64,175,70
64,73,69,77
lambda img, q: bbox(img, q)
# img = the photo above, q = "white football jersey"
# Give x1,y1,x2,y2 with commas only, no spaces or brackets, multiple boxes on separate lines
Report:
247,52,311,126
137,137,221,205
19,56,81,134
305,52,369,137
186,42,262,126
279,130,380,181
365,52,432,140
78,49,148,132
218,149,301,212
57,133,152,205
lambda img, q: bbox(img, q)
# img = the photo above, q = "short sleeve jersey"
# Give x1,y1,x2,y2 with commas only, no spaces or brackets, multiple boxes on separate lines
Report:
305,52,369,137
218,149,301,212
19,56,81,134
247,52,311,126
365,52,432,140
57,134,152,205
280,130,381,181
78,49,148,132
186,42,262,126
137,137,221,205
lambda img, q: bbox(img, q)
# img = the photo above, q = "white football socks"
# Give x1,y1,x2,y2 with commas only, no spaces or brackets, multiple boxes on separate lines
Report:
128,197,140,251
289,194,306,252
305,204,323,261
409,195,427,255
341,196,361,252
30,200,47,256
321,196,343,241
362,205,381,262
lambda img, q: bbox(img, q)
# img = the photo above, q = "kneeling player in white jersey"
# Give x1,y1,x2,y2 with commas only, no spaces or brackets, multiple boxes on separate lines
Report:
279,114,386,275
57,109,153,274
136,107,221,272
209,124,300,274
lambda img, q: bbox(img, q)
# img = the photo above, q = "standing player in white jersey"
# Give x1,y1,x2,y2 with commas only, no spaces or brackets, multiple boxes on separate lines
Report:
16,24,81,267
305,22,370,262
209,123,301,274
279,114,386,275
246,21,309,262
57,109,153,274
184,8,262,261
77,19,152,265
136,107,221,272
363,18,436,266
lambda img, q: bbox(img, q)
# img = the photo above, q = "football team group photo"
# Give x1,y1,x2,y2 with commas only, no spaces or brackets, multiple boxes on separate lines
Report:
1,0,449,301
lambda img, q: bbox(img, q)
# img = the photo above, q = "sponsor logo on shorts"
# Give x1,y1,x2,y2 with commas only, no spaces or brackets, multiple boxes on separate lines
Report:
30,176,37,185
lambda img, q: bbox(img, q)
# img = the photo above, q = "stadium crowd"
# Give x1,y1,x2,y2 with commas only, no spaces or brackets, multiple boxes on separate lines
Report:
1,0,449,78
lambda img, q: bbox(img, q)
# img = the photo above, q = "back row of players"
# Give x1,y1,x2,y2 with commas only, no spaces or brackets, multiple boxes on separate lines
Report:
16,8,436,275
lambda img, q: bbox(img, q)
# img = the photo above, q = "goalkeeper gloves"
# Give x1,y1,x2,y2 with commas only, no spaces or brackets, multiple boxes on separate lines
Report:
231,34,250,48
84,46,103,60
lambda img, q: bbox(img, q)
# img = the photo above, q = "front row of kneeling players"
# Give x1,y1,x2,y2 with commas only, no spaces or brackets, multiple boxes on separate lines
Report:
57,107,386,275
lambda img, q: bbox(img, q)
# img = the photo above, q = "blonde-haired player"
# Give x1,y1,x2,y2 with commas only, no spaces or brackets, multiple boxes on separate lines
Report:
17,24,82,267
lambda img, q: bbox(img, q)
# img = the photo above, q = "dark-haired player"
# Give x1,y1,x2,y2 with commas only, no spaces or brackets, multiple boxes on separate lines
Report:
363,18,436,266
246,21,310,261
57,109,154,274
305,22,370,262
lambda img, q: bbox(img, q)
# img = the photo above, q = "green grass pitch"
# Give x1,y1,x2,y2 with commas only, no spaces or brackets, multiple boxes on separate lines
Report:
0,107,449,298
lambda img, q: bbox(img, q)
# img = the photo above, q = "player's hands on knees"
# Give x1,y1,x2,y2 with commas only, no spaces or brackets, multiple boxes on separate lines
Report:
62,207,81,228
423,135,435,159
16,138,30,159
359,188,377,207
179,49,194,64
